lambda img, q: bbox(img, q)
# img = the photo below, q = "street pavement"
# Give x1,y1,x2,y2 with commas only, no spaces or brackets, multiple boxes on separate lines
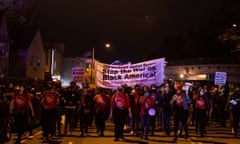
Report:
6,120,240,144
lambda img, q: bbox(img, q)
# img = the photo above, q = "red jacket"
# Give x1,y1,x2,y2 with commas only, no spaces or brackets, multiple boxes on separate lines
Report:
111,92,130,109
140,96,155,117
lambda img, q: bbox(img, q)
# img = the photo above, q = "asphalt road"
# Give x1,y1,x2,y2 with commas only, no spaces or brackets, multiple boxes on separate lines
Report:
6,120,240,144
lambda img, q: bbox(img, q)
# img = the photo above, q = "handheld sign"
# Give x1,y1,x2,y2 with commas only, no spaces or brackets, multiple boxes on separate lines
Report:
214,72,227,85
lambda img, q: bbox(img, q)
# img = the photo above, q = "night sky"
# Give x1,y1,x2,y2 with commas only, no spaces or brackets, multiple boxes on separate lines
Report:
33,0,240,63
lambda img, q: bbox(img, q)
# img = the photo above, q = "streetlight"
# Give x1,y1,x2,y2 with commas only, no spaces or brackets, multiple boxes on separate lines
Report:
105,43,111,49
90,42,112,83
179,74,185,79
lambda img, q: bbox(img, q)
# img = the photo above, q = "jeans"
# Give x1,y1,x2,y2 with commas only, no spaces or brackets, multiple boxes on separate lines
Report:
64,108,76,134
163,108,171,135
141,111,151,137
41,108,57,138
113,108,128,139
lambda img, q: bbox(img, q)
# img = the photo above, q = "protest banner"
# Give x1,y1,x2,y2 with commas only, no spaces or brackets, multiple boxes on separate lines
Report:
94,58,165,89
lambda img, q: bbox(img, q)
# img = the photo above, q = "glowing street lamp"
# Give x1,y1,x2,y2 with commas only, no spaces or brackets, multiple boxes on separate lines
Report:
90,42,112,83
232,23,237,27
105,43,111,48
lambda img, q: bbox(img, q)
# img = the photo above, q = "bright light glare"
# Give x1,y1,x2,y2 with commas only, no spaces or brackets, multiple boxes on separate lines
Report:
198,74,207,79
105,43,111,48
179,74,184,78
232,23,237,27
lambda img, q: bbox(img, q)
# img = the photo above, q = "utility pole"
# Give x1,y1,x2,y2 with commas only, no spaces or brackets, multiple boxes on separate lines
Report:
90,47,95,83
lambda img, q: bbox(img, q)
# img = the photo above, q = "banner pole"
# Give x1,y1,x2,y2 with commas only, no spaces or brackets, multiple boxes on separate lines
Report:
90,47,95,83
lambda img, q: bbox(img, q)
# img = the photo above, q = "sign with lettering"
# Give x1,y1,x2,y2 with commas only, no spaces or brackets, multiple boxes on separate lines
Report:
95,58,165,89
214,72,227,85
72,67,85,83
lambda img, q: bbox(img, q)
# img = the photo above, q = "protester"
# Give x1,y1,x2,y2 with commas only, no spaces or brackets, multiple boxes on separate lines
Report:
54,81,65,136
216,86,228,127
155,85,164,132
230,85,240,138
207,87,216,125
130,84,142,136
0,92,10,144
94,88,111,136
149,86,157,136
225,87,234,133
188,86,196,126
40,82,60,142
195,87,208,137
162,82,174,136
78,88,92,137
26,89,34,139
139,88,155,140
122,85,132,133
10,84,35,144
170,85,191,141
109,87,132,141
64,81,79,136
88,88,96,127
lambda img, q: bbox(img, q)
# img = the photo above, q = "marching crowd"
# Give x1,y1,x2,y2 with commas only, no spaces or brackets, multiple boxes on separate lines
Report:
0,79,240,143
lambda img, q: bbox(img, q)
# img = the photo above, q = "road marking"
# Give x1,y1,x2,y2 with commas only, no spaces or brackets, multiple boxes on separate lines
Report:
21,131,43,143
192,142,202,144
34,131,43,136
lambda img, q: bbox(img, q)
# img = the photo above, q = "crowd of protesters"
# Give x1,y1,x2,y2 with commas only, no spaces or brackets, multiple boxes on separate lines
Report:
0,77,240,143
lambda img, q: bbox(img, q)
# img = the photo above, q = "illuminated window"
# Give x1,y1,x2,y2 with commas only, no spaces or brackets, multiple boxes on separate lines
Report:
36,58,41,67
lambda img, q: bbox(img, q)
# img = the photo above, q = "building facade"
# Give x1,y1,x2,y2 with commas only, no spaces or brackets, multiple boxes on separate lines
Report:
44,43,64,81
26,30,46,79
165,58,240,85
0,12,9,76
61,57,91,87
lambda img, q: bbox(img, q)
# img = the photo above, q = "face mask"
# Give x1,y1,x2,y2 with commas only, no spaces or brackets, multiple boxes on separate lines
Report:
176,90,181,94
145,92,150,97
20,86,24,92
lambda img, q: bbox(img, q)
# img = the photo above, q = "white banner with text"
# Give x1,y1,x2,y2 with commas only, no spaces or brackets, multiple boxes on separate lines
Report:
95,58,165,89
